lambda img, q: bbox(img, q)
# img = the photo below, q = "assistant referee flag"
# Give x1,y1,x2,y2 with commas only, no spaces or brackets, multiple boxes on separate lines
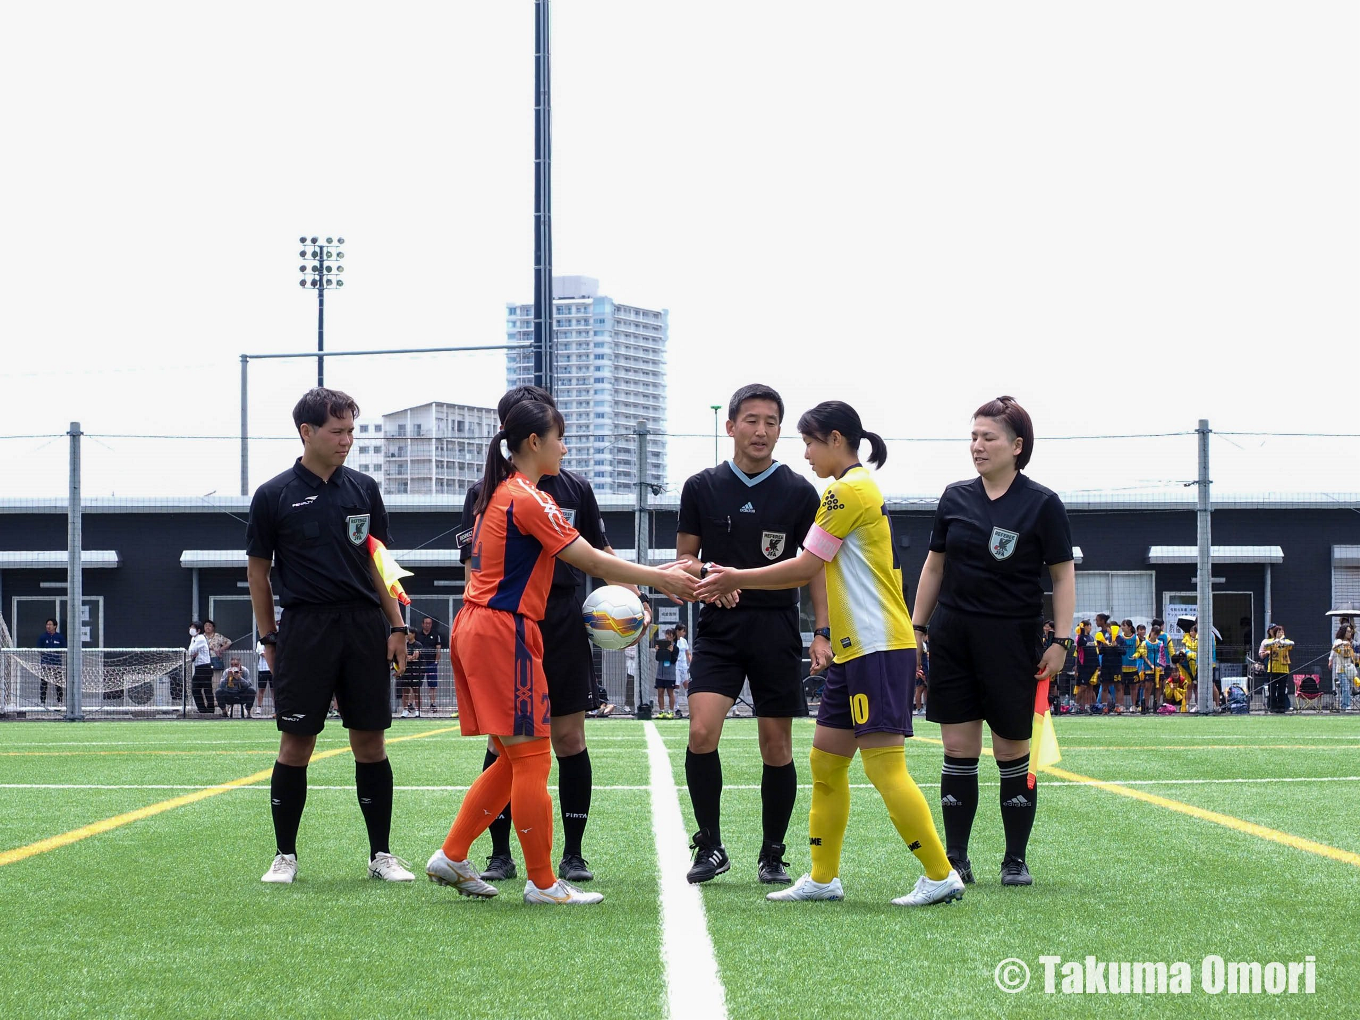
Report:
1029,679,1061,789
367,536,413,606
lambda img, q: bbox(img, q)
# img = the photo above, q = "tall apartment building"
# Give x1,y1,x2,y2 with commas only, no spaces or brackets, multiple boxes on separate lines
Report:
505,275,667,494
349,402,498,495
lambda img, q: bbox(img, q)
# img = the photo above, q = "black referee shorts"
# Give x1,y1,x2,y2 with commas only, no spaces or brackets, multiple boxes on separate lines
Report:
688,606,808,718
274,603,391,736
538,593,599,717
924,603,1039,741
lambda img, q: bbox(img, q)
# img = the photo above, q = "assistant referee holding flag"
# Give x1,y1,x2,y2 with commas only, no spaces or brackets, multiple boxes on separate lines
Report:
247,388,415,885
911,396,1075,887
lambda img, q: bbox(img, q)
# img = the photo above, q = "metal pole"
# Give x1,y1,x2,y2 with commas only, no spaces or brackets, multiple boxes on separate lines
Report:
532,0,554,392
240,354,249,496
635,420,651,699
317,279,326,387
192,568,200,624
711,404,721,465
1263,564,1271,642
67,422,83,721
1196,419,1213,714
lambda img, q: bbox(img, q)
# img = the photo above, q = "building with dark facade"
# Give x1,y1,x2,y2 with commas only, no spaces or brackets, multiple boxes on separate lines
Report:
1,493,1356,679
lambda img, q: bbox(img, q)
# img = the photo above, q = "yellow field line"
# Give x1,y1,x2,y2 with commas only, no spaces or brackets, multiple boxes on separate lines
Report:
908,743,1360,752
908,735,1360,870
0,726,460,869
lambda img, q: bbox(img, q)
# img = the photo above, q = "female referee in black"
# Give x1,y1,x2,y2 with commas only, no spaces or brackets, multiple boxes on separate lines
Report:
910,396,1075,887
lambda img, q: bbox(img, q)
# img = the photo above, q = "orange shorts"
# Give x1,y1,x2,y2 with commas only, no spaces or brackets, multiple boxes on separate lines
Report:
450,603,551,738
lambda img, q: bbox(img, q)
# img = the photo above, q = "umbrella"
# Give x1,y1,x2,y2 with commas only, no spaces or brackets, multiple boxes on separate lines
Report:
1327,606,1360,618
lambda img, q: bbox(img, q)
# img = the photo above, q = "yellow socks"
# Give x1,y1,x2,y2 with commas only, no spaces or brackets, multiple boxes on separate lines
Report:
860,745,951,881
808,746,852,884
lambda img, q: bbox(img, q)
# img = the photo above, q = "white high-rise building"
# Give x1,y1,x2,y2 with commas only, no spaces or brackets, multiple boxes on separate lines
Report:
349,402,498,495
505,275,667,494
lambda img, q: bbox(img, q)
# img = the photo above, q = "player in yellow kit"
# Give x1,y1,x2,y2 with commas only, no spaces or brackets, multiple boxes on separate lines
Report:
696,401,963,907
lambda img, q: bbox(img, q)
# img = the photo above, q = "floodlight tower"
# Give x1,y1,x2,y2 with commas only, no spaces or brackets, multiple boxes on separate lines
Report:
296,235,347,387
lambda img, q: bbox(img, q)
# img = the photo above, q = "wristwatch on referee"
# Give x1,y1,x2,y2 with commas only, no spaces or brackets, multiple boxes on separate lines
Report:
258,632,278,647
813,627,831,641
390,625,410,637
1051,636,1075,651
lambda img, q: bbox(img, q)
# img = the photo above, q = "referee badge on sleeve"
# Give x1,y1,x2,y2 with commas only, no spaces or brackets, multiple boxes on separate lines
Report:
346,514,371,546
761,531,787,560
988,526,1018,561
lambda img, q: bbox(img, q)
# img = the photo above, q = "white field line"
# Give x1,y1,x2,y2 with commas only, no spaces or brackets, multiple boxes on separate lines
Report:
644,721,727,1020
3,775,1358,793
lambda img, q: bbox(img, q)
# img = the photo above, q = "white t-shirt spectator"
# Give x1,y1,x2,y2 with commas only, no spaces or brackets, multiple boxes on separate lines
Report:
188,633,210,667
256,642,270,674
676,636,691,685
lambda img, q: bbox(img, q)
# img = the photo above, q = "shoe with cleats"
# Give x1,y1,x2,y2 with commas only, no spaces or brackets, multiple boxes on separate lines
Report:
524,878,604,905
1001,856,1033,886
891,869,965,907
426,849,499,897
261,852,298,884
368,852,415,882
686,830,730,884
766,873,844,901
558,853,595,882
757,842,792,884
947,854,975,884
480,853,517,881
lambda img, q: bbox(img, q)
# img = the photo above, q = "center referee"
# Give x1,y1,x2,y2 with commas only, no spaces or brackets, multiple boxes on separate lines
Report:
911,396,1075,888
246,388,414,885
676,383,832,885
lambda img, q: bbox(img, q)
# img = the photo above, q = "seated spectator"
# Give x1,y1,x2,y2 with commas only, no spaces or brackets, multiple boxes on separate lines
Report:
216,657,255,719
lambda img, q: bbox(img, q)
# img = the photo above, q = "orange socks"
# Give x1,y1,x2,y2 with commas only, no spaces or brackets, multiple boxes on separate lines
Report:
504,739,555,889
443,741,512,861
441,736,555,889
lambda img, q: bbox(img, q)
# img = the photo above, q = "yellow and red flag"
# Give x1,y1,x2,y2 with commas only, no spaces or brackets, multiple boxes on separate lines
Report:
367,536,413,606
1028,679,1061,789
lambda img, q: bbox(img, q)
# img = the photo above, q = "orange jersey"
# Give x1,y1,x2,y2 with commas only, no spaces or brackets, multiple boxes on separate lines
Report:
464,473,580,620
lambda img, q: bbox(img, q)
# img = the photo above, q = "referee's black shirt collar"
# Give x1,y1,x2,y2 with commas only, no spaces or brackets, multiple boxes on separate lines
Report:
292,457,342,488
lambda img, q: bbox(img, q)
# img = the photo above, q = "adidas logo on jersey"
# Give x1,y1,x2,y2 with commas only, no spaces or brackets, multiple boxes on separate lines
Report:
1002,795,1032,808
739,502,755,513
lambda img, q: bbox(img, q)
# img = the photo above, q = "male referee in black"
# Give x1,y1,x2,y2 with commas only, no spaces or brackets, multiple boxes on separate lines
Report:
676,383,832,884
247,387,414,885
458,385,644,884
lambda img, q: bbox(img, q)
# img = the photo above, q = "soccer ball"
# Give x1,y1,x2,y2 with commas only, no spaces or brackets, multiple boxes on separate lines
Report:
581,585,646,650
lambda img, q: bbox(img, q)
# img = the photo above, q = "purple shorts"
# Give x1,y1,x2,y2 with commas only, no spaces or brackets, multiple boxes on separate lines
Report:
816,648,916,737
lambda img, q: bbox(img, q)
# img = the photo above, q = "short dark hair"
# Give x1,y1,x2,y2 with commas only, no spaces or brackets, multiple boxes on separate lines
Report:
203,619,214,628
728,383,784,423
292,387,360,439
45,617,57,627
190,620,203,631
497,385,556,424
973,395,1035,470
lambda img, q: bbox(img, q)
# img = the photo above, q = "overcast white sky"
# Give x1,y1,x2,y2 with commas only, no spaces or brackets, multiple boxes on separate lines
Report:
2,1,1357,500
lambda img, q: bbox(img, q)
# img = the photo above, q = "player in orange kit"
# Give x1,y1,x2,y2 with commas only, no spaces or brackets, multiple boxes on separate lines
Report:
426,399,697,905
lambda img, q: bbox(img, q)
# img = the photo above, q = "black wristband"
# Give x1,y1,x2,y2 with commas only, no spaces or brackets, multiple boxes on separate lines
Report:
390,626,410,636
258,633,278,647
813,627,830,640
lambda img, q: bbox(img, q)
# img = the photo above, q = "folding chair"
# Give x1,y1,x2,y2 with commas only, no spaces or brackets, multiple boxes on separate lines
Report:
1292,674,1324,712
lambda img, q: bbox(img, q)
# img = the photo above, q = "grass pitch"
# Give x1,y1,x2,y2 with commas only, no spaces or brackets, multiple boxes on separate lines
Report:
1,714,1356,1019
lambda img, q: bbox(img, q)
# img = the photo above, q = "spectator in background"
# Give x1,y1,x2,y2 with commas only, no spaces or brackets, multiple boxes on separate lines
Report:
624,640,638,713
1116,619,1139,715
1094,614,1122,715
413,616,442,716
1331,623,1356,712
1132,623,1152,713
655,628,677,719
914,624,930,715
217,656,255,719
187,621,214,714
674,622,692,694
204,619,231,691
1145,621,1169,713
1073,619,1096,713
1260,624,1294,713
255,636,273,717
37,617,65,708
398,630,422,718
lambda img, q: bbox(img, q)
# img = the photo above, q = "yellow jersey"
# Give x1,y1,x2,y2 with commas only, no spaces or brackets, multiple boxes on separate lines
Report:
802,465,915,663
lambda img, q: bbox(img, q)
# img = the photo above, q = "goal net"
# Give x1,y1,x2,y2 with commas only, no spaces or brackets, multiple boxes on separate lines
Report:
0,646,190,718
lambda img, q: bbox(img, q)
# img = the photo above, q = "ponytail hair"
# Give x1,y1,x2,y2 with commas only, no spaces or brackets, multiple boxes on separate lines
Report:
472,400,566,516
973,395,1034,470
796,400,887,469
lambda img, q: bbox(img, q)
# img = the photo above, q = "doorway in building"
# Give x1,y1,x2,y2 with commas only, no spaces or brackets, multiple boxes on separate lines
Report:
1163,591,1254,677
11,595,104,647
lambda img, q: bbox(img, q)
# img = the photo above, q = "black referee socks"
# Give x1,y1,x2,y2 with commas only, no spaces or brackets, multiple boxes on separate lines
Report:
997,754,1036,861
355,758,394,859
270,761,308,857
483,748,513,858
685,748,723,843
556,749,592,857
940,755,980,860
761,761,798,847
